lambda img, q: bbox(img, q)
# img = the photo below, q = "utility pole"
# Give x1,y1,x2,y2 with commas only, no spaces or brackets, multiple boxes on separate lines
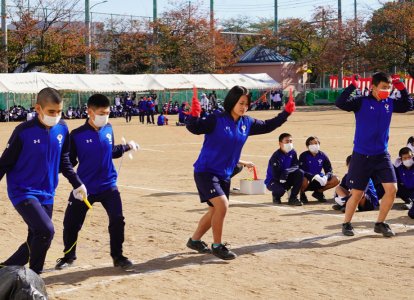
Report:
153,0,157,22
354,0,357,22
85,0,91,73
210,0,215,71
1,0,7,72
152,0,158,72
274,0,278,35
338,0,343,88
210,0,214,32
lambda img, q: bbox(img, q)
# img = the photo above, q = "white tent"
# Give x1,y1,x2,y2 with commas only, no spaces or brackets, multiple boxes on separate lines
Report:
0,72,280,94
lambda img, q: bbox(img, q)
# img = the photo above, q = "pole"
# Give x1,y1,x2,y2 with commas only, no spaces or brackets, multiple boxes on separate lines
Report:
210,0,215,71
354,0,357,22
153,0,157,22
85,0,91,73
1,0,7,72
152,0,158,72
274,0,278,34
210,0,214,32
338,0,343,88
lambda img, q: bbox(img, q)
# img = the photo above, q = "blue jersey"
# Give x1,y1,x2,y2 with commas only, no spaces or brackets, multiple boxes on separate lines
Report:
396,163,414,190
336,85,412,155
70,121,129,195
157,115,165,125
146,101,155,111
299,150,333,179
0,118,82,206
265,149,299,186
341,173,379,208
187,111,289,180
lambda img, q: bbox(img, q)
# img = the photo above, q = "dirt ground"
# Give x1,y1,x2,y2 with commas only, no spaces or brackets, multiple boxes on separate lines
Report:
1,107,413,300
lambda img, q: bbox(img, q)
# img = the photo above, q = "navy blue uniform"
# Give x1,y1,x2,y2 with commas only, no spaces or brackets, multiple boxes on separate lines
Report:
336,85,412,190
0,118,82,273
395,163,414,201
187,111,289,205
146,100,155,124
61,121,130,261
339,173,379,211
299,150,333,190
265,149,304,199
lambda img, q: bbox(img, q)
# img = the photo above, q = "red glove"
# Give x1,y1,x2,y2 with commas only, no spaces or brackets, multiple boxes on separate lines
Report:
190,86,201,117
351,74,360,88
392,75,405,91
284,89,296,114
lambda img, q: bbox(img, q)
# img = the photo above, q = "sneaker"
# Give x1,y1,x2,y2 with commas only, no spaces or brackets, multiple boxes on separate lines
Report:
312,191,327,203
272,195,281,205
211,243,237,260
374,222,395,237
113,255,134,269
408,206,414,219
55,257,75,270
186,238,212,253
300,192,308,204
342,222,355,236
332,204,343,211
288,197,303,206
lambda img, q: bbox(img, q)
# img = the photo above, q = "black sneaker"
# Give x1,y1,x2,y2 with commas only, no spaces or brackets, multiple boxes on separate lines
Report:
211,243,237,260
288,197,302,206
374,222,395,237
272,195,281,205
300,192,308,204
342,222,355,236
55,257,75,270
312,191,327,203
113,255,134,269
408,207,414,219
186,238,212,253
332,204,343,211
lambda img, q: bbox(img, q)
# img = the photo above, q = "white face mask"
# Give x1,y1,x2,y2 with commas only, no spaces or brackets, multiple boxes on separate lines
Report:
92,114,109,128
283,143,294,153
308,144,320,154
40,108,61,127
403,159,414,168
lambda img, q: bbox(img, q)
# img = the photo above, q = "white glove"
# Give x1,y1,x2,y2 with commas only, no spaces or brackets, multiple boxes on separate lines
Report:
312,174,328,186
72,184,87,201
128,140,139,151
279,179,287,184
334,196,346,206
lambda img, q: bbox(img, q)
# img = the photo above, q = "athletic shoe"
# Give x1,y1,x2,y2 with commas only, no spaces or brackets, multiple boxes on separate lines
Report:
272,195,282,205
211,243,237,260
408,206,414,219
55,257,75,270
113,255,134,269
186,238,212,253
288,197,302,206
312,191,327,202
332,204,343,211
342,222,355,236
374,222,395,237
300,192,308,204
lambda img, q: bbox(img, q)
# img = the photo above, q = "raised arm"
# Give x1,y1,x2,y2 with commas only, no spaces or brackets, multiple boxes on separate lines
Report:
0,128,23,181
392,76,413,113
335,85,363,112
249,110,290,136
186,114,217,135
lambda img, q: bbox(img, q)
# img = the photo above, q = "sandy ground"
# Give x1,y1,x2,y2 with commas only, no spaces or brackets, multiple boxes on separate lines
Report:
0,107,413,300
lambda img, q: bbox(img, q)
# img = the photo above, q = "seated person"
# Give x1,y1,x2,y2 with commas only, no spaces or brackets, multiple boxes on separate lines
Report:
299,136,340,203
264,133,304,206
333,155,379,212
157,112,168,126
395,147,414,211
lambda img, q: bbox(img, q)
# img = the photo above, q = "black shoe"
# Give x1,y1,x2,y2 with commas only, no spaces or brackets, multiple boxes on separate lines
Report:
113,255,133,269
211,243,237,260
186,238,212,253
312,191,327,203
288,197,302,206
332,204,343,211
55,257,75,270
300,193,308,204
408,207,414,219
272,195,281,205
374,222,395,237
342,222,354,236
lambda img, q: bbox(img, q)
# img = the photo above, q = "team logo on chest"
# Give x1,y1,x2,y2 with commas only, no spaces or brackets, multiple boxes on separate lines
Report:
86,139,93,143
318,159,323,166
106,133,112,144
241,125,246,134
33,139,40,144
384,103,390,113
57,134,63,146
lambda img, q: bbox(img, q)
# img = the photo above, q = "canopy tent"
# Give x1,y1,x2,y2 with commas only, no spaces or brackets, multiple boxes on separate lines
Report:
0,72,280,94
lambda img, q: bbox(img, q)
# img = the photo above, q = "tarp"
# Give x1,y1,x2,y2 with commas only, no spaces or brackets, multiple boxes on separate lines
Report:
0,72,280,94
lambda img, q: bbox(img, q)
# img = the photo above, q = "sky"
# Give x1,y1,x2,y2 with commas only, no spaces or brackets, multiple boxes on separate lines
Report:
89,0,388,23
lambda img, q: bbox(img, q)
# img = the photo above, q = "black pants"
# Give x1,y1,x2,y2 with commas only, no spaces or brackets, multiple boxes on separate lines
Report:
268,169,304,199
139,111,145,123
62,188,125,260
125,110,132,122
3,199,54,274
147,111,154,124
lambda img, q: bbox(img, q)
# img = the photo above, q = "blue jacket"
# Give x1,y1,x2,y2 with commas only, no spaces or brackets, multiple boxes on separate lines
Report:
341,173,379,208
70,121,129,195
395,163,414,190
265,149,299,186
299,150,333,180
0,118,82,206
336,85,412,155
187,110,289,180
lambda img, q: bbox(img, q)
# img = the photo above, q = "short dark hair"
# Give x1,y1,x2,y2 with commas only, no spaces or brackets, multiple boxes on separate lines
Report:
372,72,391,86
36,87,62,107
305,136,320,146
399,147,413,157
346,155,352,166
407,136,414,145
87,94,110,108
279,133,291,142
223,86,251,114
